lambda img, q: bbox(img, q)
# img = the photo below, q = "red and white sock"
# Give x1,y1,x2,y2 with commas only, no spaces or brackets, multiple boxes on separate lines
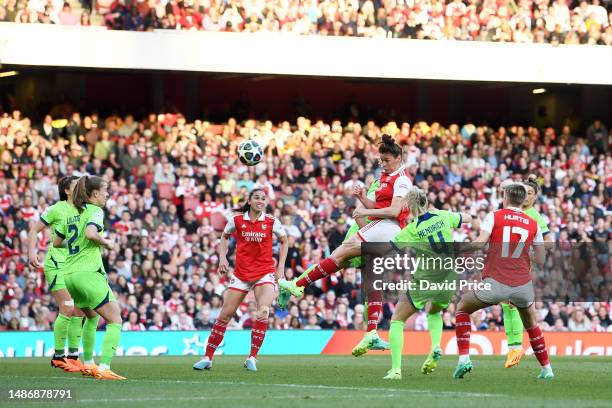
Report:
366,290,383,332
455,311,472,362
250,317,269,359
205,318,228,360
296,258,339,287
526,325,550,368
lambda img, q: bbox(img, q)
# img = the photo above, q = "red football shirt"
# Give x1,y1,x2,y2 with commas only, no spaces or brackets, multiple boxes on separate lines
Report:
480,207,544,286
224,212,286,281
372,166,412,227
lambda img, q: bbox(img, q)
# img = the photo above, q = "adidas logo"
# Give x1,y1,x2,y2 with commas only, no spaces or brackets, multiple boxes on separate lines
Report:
241,224,247,228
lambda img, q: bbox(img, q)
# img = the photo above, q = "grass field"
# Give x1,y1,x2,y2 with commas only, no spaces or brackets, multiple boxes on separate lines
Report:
1,355,610,408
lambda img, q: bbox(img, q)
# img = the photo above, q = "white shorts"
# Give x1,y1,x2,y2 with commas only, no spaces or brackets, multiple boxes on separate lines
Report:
474,278,535,309
228,273,276,293
356,219,401,242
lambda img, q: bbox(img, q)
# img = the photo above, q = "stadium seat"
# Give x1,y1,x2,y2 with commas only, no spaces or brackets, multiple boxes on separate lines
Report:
183,196,200,212
210,212,227,232
157,183,175,200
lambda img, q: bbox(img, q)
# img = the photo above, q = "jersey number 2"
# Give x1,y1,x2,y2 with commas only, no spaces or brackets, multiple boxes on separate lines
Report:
67,224,80,255
501,226,528,258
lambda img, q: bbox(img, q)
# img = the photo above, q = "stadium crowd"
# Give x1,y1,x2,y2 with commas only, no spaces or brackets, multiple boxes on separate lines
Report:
1,0,612,45
0,108,610,333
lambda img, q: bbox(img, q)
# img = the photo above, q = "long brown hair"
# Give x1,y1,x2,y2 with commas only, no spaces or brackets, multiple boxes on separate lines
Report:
73,175,105,213
58,176,78,202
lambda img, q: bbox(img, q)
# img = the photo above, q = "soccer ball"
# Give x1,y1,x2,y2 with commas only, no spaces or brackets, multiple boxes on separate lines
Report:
238,140,263,166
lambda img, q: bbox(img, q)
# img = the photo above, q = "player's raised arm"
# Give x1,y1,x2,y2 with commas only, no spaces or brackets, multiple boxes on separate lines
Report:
353,195,403,219
353,184,375,209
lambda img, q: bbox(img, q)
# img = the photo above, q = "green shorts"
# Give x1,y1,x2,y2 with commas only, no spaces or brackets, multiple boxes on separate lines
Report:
64,271,115,310
407,279,454,311
44,256,66,292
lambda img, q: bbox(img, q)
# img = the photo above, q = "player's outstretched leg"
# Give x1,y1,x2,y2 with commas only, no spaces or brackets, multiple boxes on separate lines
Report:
81,315,100,376
280,258,342,297
278,265,317,310
281,240,360,297
502,303,524,368
422,311,443,375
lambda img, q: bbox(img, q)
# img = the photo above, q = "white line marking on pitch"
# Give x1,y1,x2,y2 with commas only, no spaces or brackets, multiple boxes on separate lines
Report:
77,395,402,403
1,375,501,398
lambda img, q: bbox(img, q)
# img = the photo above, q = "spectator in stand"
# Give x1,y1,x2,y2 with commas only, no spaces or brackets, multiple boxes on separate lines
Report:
568,307,592,331
3,0,611,45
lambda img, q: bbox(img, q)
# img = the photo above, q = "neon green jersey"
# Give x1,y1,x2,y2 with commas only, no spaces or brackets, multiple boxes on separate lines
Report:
392,209,462,280
40,201,72,265
55,204,106,275
523,207,550,236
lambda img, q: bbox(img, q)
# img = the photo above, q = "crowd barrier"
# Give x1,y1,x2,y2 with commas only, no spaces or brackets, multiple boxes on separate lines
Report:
1,330,611,357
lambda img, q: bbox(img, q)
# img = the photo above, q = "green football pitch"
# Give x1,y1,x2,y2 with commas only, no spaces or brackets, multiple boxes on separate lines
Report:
1,356,610,408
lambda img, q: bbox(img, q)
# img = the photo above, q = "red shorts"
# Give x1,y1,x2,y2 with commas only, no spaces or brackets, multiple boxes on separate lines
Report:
228,273,276,293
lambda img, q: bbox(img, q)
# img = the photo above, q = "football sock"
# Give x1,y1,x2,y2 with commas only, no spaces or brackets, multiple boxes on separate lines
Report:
427,312,443,350
99,323,121,366
68,316,85,354
249,317,268,358
389,320,404,370
205,318,229,360
82,315,100,362
526,325,550,367
455,311,471,358
296,258,339,287
502,303,523,348
366,289,383,332
53,314,71,356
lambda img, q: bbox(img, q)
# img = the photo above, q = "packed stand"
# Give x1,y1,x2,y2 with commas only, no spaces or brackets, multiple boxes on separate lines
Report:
0,109,610,332
1,0,612,45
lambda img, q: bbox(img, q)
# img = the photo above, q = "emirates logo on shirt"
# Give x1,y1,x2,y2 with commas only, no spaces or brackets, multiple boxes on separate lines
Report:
241,231,266,242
